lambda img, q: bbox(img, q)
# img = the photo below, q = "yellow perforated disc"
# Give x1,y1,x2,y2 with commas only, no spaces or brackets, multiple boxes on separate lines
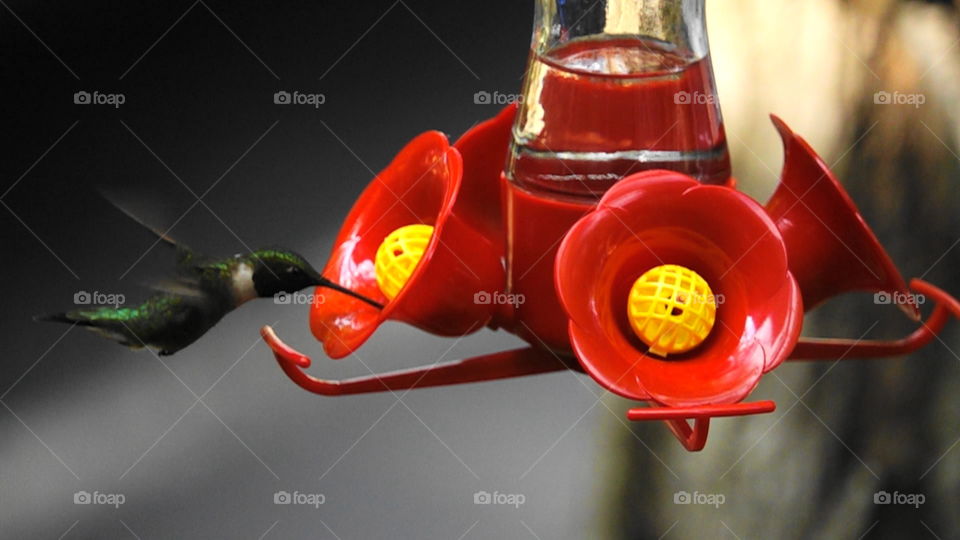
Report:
375,224,434,300
626,264,717,357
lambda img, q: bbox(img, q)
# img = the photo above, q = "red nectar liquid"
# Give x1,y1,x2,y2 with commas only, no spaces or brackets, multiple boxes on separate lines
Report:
506,36,731,198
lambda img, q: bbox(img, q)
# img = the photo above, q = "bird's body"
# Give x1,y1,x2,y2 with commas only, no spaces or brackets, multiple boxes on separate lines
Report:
43,256,252,354
37,202,382,354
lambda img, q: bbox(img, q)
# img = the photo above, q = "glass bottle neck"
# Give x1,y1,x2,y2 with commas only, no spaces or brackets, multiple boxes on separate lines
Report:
533,0,710,64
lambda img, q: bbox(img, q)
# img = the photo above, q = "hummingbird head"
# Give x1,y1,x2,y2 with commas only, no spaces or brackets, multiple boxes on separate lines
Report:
248,248,324,298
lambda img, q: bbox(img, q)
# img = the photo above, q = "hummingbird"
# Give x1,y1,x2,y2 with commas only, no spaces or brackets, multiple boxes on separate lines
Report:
36,202,382,355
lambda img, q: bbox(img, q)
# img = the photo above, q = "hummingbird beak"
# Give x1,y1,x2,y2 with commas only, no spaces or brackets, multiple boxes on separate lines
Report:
312,273,384,309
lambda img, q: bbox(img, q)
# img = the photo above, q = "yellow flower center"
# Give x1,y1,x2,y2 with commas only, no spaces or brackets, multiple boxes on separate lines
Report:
375,224,434,300
626,264,717,357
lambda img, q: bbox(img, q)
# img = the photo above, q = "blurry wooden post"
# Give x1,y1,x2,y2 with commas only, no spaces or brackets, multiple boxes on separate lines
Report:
601,1,960,538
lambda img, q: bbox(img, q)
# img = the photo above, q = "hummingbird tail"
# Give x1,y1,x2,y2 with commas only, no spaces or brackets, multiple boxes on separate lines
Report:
34,312,86,325
35,313,140,348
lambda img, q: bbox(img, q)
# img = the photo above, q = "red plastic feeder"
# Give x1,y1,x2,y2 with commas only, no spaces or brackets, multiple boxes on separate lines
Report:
262,107,960,451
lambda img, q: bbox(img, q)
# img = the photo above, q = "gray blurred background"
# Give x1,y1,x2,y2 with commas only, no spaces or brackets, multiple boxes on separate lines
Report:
1,0,958,538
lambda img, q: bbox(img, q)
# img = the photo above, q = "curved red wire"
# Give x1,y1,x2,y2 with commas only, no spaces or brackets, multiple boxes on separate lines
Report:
789,278,959,360
626,401,775,451
261,326,571,396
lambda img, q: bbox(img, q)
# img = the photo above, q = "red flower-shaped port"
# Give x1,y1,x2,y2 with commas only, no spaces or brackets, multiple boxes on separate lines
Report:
274,105,516,359
555,171,804,407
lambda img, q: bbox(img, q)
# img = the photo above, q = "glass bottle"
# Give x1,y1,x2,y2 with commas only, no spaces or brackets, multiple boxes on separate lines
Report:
505,0,730,200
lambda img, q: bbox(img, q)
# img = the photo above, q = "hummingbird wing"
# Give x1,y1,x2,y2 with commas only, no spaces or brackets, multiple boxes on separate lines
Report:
99,191,196,266
146,277,207,298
